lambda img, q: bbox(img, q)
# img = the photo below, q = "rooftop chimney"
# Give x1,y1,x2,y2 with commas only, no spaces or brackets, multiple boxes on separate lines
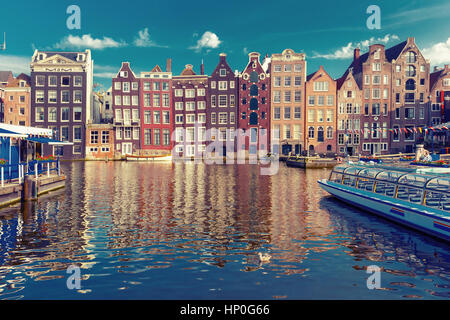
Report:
219,53,227,62
166,58,172,72
200,59,204,75
354,48,360,61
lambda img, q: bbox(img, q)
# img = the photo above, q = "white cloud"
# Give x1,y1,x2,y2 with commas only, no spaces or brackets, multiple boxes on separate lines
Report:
243,47,249,55
312,34,400,60
189,31,221,52
94,72,117,79
94,64,119,78
423,38,450,65
54,34,126,50
0,54,30,75
133,28,167,48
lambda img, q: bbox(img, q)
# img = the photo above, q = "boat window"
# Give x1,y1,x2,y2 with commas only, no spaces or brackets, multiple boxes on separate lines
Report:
396,185,423,203
342,174,357,187
424,191,450,211
357,178,375,192
398,174,430,188
375,171,404,183
333,165,351,174
343,167,361,176
357,168,383,179
426,177,450,193
330,172,343,183
374,181,396,197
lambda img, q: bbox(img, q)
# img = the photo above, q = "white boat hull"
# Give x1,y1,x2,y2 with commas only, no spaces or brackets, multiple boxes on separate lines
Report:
126,155,172,162
318,179,450,241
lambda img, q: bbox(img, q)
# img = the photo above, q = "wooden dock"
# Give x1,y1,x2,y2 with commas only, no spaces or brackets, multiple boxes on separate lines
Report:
286,156,339,169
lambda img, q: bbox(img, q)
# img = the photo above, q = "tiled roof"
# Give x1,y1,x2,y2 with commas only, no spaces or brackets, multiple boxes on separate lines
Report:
151,65,162,72
385,41,407,62
430,69,443,90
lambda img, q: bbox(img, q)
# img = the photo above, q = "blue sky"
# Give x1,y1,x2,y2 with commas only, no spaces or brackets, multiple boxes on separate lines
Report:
1,0,450,90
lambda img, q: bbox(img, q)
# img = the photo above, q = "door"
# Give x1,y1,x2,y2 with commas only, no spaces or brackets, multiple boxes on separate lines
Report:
122,143,132,155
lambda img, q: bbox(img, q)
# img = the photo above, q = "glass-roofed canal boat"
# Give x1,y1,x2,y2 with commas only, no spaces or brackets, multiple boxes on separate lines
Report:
318,163,450,242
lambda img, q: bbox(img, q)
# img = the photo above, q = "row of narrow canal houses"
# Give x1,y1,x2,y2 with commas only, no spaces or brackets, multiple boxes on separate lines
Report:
23,36,450,160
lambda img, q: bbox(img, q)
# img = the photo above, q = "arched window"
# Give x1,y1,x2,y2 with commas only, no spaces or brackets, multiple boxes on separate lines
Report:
261,84,266,90
250,84,258,96
250,71,258,83
327,145,332,151
249,112,258,125
242,84,246,90
405,79,415,91
327,126,333,139
242,98,247,105
308,126,315,138
317,127,324,142
250,98,258,110
406,65,416,77
406,51,416,63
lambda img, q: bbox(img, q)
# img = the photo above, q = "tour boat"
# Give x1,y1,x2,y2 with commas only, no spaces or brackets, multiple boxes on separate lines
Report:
318,164,450,241
126,154,172,162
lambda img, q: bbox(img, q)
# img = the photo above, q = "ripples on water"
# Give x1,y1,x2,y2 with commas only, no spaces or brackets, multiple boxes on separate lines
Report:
0,161,449,299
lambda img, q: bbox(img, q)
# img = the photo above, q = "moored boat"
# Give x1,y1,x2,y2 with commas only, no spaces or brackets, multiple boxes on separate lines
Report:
286,156,339,169
318,164,450,241
126,154,172,162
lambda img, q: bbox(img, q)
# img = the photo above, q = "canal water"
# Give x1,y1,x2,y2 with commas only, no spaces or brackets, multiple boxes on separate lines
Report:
0,161,449,299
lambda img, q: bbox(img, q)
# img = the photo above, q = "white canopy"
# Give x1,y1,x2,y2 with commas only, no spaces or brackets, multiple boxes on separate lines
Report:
0,123,52,137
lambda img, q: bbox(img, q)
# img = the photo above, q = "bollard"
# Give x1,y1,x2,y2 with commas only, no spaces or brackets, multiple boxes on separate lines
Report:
1,167,3,187
23,175,37,201
47,163,50,177
35,163,38,181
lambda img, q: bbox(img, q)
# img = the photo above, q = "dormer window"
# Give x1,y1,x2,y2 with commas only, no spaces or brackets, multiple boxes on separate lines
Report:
120,71,128,78
19,81,25,87
374,50,380,60
77,54,85,62
220,69,226,77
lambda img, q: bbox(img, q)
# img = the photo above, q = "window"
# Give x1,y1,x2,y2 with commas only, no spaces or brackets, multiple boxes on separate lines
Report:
162,82,169,91
211,95,217,107
48,107,57,122
91,131,99,144
175,114,184,124
307,110,315,122
198,88,206,96
327,95,334,106
186,101,195,111
274,107,281,120
186,114,195,124
218,82,227,90
284,125,291,139
230,95,235,107
383,75,388,85
61,91,70,103
144,94,151,107
230,81,235,89
220,68,227,77
144,111,151,124
230,112,235,124
74,90,82,103
36,75,45,86
405,79,415,90
74,76,82,87
123,95,130,106
284,76,291,87
274,77,281,87
175,89,183,97
198,101,206,110
405,107,415,119
153,82,160,91
250,84,258,96
317,96,324,106
372,63,381,71
373,75,381,84
48,91,57,103
211,112,216,124
153,94,161,107
308,126,315,138
383,89,389,99
314,81,328,91
73,126,82,142
294,64,302,72
317,110,324,122
153,111,161,124
132,109,139,121
284,107,291,120
219,95,227,107
274,91,281,103
406,51,416,63
114,82,121,90
326,110,333,122
124,128,132,139
49,76,57,86
372,88,380,99
406,65,416,77
163,111,170,124
372,103,380,116
284,91,291,103
61,126,69,141
405,93,415,104
219,113,228,124
274,64,282,72
198,113,206,123
293,107,301,119
74,107,82,121
163,129,170,146
61,76,70,86
162,94,169,107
